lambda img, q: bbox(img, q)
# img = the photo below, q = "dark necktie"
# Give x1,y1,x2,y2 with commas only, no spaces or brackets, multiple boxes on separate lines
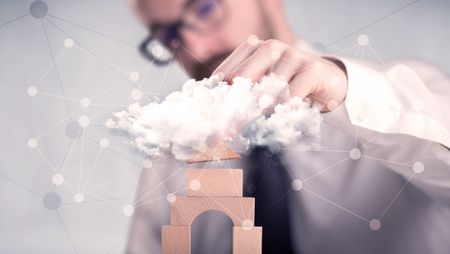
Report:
244,146,295,253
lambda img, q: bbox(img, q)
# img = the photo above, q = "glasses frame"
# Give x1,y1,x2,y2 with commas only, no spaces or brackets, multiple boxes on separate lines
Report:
139,0,227,66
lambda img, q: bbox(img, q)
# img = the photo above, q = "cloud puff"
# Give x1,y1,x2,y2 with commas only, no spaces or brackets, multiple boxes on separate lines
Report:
106,74,322,160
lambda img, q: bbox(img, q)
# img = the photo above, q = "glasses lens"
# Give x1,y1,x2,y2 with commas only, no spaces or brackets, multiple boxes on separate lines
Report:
185,0,224,31
145,39,173,65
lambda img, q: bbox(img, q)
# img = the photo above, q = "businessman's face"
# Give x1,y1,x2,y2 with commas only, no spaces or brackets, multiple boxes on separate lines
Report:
133,0,274,79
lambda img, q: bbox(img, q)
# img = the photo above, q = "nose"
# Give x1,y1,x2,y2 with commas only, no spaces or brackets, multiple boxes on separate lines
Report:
180,29,223,62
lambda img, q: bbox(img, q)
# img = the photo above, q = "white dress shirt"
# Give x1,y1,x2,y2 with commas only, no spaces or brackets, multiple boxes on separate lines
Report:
125,41,450,254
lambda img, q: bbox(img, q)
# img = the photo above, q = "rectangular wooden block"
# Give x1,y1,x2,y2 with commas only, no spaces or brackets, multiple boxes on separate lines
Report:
170,196,254,226
186,169,243,197
162,225,190,254
233,226,262,254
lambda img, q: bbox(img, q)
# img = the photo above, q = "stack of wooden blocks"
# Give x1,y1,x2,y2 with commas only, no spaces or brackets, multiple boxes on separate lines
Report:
162,142,262,254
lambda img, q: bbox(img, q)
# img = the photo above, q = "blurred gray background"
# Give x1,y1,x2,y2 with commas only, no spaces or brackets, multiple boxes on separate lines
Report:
0,0,449,253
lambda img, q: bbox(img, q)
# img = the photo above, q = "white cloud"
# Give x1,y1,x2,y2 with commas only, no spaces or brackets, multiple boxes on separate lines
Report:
107,74,322,160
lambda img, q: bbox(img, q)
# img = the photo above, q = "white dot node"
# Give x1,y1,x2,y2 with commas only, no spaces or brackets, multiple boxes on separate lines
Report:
189,179,201,191
166,193,177,203
270,50,282,61
369,219,381,231
151,45,164,58
27,138,38,148
327,100,339,111
413,161,424,174
78,115,90,128
80,97,90,108
349,148,361,160
27,86,38,96
242,219,254,230
64,38,74,48
74,193,84,203
247,34,259,46
123,205,135,216
99,138,110,148
129,72,140,81
131,89,143,101
291,179,303,191
52,174,64,185
431,143,447,158
357,34,369,46
143,159,153,169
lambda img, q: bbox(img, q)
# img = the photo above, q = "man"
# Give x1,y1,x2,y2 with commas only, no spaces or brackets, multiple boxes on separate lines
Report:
126,0,450,253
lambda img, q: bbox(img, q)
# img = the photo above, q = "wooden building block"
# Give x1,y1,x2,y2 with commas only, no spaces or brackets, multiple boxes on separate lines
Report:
164,143,262,253
233,226,262,254
186,169,243,197
162,225,190,254
170,196,254,226
188,141,241,163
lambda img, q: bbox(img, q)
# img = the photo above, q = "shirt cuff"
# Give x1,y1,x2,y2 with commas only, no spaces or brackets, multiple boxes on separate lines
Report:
324,59,450,148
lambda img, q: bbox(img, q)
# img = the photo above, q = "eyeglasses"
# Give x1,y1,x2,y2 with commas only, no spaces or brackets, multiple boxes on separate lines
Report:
139,0,227,66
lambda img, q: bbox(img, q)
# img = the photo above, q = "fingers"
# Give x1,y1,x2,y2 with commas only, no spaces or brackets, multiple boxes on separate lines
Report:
289,59,348,112
216,38,311,84
212,37,348,112
225,39,286,82
271,49,310,82
289,70,331,112
289,71,315,100
212,35,262,80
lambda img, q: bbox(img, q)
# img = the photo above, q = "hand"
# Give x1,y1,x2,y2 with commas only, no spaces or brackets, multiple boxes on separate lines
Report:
212,37,348,112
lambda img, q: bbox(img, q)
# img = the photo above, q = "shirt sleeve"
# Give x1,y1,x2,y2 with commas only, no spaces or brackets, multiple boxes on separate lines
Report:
125,155,183,254
324,58,450,204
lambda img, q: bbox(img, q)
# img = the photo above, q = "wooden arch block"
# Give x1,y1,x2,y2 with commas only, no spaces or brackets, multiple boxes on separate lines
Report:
162,226,262,254
162,225,190,254
233,226,262,254
186,169,243,197
170,196,255,226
